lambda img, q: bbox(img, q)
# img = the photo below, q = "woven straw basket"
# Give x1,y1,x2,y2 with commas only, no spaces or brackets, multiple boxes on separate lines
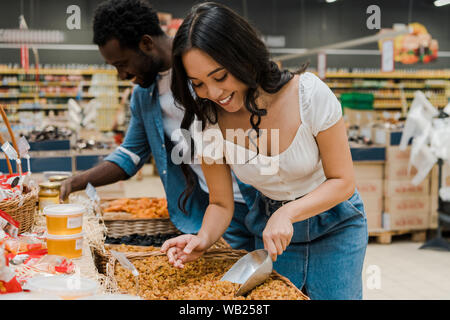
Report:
101,197,179,238
104,248,310,300
103,218,180,238
0,186,38,234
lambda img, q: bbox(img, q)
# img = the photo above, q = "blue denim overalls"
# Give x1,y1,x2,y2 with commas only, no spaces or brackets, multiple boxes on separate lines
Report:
243,189,369,300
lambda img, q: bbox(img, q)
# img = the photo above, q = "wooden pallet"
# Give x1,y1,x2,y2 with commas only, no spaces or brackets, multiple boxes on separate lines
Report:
368,229,428,244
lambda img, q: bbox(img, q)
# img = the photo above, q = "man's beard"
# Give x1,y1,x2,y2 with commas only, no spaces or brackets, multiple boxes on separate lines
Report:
138,51,162,88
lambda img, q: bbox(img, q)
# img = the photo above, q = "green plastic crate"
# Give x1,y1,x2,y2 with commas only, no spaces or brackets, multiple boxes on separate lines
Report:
340,92,374,110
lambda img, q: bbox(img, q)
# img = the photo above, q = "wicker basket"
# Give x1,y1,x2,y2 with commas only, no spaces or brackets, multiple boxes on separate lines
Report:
92,237,231,275
0,186,38,234
104,218,180,238
104,248,309,300
100,197,179,237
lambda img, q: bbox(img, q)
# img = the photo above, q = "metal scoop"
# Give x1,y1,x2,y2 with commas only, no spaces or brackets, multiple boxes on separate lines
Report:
110,250,140,296
220,249,273,296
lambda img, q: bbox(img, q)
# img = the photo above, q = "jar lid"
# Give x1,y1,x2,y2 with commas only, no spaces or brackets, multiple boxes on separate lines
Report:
39,182,61,190
49,175,69,182
44,204,85,217
45,232,84,240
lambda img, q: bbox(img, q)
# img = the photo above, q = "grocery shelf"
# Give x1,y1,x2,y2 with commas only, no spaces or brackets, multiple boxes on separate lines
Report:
0,81,133,87
350,146,385,161
0,93,120,99
0,156,72,173
325,72,450,79
75,154,109,171
28,140,71,151
0,68,117,75
328,84,448,90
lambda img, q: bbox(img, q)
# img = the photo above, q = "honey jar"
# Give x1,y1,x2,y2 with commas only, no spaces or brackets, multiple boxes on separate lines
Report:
44,204,84,235
46,232,84,259
39,182,61,212
47,176,70,203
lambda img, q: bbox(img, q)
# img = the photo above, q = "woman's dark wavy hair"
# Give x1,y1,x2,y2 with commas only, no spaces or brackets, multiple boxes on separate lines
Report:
171,2,308,213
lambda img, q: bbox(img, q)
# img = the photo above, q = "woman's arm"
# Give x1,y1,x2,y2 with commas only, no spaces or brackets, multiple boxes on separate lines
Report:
263,118,355,260
161,159,235,268
283,118,355,223
198,160,235,246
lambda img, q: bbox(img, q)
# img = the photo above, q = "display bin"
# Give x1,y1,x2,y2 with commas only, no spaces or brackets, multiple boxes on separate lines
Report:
100,197,179,238
104,248,309,300
0,186,38,234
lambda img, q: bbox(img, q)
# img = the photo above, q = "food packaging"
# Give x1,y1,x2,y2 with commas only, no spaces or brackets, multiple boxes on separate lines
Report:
0,210,19,238
46,232,84,259
44,204,84,235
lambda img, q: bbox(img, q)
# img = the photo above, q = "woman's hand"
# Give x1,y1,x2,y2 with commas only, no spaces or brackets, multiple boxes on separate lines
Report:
262,206,294,262
160,234,210,268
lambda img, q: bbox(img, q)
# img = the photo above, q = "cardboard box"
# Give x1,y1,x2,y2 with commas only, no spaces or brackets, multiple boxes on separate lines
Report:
367,210,382,231
429,194,438,229
356,179,383,195
354,163,384,180
355,178,383,231
383,212,429,231
431,165,439,196
384,196,430,231
386,146,411,162
359,195,382,230
384,179,430,197
385,162,418,180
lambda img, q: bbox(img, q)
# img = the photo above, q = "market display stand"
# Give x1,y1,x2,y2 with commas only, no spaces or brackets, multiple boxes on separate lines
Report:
352,129,441,244
326,69,449,116
0,137,112,172
0,66,133,131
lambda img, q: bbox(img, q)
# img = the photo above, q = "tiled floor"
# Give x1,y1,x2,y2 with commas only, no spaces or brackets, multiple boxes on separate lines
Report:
113,167,450,300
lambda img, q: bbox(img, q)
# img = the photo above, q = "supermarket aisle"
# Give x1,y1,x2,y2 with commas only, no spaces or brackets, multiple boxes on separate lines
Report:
121,168,450,300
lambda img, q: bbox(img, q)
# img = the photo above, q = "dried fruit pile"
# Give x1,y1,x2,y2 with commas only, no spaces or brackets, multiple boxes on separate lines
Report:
114,255,306,300
103,198,169,219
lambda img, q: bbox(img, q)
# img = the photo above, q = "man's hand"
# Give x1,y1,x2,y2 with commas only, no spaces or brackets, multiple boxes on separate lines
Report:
59,178,73,202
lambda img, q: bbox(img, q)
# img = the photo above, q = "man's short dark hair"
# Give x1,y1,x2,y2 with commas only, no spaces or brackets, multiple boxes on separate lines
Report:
93,0,164,48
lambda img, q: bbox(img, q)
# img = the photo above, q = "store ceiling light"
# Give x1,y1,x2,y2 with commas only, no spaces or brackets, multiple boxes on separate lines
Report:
434,0,450,6
326,0,337,3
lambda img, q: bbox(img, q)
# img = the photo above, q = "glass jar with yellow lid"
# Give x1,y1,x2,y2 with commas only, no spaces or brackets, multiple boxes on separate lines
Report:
39,182,61,212
48,175,69,183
